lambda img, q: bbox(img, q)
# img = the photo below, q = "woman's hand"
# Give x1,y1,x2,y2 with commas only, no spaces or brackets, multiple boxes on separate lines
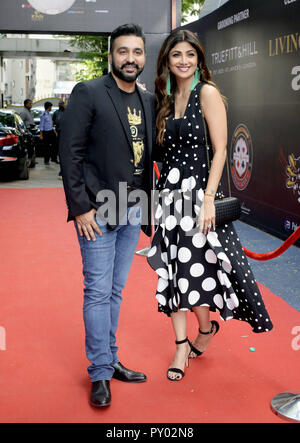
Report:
198,196,216,235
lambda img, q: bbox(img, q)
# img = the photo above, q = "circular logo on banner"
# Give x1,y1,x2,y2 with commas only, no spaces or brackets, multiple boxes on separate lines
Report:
28,0,76,15
230,124,253,191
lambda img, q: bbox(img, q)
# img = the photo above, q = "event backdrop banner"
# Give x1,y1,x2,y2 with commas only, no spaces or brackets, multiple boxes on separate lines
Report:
184,0,300,245
0,0,172,34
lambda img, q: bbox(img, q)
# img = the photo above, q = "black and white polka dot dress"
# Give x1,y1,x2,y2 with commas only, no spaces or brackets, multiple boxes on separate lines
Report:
147,83,273,333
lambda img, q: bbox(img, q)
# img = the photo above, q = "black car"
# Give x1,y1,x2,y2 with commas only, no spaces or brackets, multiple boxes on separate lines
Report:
29,124,44,158
0,109,36,180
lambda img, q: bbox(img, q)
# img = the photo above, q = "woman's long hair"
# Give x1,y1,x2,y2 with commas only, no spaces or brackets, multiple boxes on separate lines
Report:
155,29,221,145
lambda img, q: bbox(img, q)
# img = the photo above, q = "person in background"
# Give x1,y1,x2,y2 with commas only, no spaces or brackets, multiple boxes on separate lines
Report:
52,100,66,178
39,101,58,165
19,99,35,129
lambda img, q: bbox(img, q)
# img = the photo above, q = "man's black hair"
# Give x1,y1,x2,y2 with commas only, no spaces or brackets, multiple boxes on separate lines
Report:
44,101,53,110
110,23,145,53
24,99,32,106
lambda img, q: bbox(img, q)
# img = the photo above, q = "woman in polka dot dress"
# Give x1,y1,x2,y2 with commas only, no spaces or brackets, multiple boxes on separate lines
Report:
147,30,273,382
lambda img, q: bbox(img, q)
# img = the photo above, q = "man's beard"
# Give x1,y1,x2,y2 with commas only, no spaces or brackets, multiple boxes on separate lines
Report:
111,58,144,83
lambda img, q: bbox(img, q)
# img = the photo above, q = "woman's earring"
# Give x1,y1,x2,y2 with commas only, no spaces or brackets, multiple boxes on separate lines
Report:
190,67,201,91
166,70,171,96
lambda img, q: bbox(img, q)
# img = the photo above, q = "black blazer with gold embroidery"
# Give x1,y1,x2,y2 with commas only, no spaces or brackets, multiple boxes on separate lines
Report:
59,73,156,236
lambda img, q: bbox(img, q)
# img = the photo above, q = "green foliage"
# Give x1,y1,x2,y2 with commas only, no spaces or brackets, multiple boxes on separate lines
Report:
69,35,108,81
182,0,205,23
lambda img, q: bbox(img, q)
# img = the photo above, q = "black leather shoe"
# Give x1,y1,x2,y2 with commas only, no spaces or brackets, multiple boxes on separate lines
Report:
112,362,147,383
90,380,111,407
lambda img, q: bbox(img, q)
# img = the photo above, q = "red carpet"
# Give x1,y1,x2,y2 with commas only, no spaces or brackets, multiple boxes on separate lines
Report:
0,188,299,423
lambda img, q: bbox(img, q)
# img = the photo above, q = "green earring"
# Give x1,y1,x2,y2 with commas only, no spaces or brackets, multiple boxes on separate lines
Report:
166,70,171,96
190,67,201,91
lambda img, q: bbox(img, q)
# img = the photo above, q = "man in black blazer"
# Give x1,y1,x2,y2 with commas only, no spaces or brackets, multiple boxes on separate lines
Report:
59,24,155,408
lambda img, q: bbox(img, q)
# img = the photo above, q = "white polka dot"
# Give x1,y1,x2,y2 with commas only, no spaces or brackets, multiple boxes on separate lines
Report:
192,232,206,248
229,292,239,308
226,298,235,310
147,246,157,257
222,260,232,273
173,295,179,307
188,290,200,305
213,294,224,309
181,176,196,192
205,249,217,264
165,215,177,231
170,244,177,260
180,216,194,232
197,189,204,202
156,293,167,306
190,263,204,277
217,270,224,285
222,273,231,288
167,168,180,184
182,190,191,201
194,204,200,216
178,278,189,293
160,188,170,196
217,252,231,264
157,278,168,292
178,247,192,263
207,231,222,247
202,277,217,292
155,204,163,219
156,268,169,280
164,191,174,206
161,252,168,264
175,198,182,214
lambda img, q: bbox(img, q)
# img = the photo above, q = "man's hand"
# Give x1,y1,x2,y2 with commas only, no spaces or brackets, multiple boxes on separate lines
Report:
75,209,102,241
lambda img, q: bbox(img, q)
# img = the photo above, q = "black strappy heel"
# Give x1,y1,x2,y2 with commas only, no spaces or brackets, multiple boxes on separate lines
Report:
167,338,191,382
189,320,220,358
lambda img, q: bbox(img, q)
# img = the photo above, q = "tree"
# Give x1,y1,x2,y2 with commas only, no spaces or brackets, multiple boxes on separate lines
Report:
68,35,108,81
182,0,205,23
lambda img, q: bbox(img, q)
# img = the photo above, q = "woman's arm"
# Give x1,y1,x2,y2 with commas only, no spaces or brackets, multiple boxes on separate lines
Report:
199,84,227,233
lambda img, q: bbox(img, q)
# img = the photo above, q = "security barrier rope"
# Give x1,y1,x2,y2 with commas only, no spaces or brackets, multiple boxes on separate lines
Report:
243,226,300,261
152,161,300,260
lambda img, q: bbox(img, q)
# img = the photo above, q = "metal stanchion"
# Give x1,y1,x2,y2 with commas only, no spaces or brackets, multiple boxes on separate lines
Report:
135,245,151,256
135,163,157,257
271,391,300,422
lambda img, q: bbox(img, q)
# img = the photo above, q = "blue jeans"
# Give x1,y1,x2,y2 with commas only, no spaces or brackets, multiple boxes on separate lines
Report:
75,207,141,382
